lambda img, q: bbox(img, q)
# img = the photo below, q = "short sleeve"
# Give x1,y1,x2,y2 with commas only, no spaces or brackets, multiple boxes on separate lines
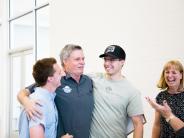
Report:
29,104,46,129
127,92,144,116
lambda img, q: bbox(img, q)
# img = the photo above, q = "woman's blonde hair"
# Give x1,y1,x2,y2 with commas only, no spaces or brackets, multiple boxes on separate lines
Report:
157,60,184,91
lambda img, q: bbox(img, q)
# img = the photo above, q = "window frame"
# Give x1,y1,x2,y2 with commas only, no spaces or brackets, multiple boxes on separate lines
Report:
8,0,49,137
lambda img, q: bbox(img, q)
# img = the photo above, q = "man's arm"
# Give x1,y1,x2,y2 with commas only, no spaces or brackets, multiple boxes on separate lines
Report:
131,115,143,138
17,88,42,119
29,121,73,138
152,111,161,138
30,125,44,138
17,88,30,105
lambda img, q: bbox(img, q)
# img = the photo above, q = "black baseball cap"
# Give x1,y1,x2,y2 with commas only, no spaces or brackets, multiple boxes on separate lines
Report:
99,45,126,60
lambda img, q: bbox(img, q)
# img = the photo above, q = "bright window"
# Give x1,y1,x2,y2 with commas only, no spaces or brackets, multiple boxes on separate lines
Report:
8,0,50,137
37,6,50,59
10,13,34,49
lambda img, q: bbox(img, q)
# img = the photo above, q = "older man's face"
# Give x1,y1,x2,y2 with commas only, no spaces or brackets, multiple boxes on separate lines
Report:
64,49,85,76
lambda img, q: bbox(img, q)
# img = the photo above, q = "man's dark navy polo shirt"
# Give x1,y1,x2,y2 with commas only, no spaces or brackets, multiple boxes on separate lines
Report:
55,74,94,138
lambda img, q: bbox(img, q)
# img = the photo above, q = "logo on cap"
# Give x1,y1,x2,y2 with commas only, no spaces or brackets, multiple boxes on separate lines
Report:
99,45,126,60
105,46,115,53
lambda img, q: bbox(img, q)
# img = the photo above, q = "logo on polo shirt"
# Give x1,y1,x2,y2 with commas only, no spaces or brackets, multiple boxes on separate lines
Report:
63,86,72,93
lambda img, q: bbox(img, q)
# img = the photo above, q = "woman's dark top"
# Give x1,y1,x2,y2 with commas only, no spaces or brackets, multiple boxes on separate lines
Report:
156,90,184,138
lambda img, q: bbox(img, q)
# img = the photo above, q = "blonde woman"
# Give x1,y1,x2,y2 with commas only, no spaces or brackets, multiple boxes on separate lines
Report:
152,60,184,138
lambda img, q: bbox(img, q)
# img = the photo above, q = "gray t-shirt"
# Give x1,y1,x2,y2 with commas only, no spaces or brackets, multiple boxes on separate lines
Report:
89,73,144,138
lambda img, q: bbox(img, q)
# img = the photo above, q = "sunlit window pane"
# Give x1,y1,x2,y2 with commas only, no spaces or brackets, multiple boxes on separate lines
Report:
37,6,50,59
10,0,34,17
37,0,48,6
25,53,34,86
11,56,21,132
9,1,50,137
11,51,33,136
10,14,34,49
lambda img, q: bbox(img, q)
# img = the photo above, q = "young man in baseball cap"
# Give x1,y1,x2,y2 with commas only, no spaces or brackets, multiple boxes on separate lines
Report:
90,45,145,138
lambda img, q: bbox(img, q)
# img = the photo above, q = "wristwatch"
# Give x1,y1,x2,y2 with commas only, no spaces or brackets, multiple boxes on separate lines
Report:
166,114,175,123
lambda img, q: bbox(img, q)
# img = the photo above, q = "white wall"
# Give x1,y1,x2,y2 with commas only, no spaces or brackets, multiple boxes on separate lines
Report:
50,0,184,137
1,39,10,138
0,0,10,137
0,6,2,137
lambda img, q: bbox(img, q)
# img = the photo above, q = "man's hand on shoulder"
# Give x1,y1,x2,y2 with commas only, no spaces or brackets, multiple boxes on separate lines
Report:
24,98,43,120
17,88,43,120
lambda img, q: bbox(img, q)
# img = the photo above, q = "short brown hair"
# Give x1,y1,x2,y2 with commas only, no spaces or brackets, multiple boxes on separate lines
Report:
32,57,57,86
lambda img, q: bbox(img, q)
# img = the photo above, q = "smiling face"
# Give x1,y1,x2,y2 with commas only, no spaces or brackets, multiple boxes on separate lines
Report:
164,66,182,91
51,63,62,88
157,60,184,91
64,49,85,77
103,56,124,76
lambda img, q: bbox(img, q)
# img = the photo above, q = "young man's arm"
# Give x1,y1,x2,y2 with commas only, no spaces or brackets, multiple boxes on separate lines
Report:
17,87,42,119
30,125,75,138
152,111,161,138
30,125,45,138
131,115,143,138
17,88,31,105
